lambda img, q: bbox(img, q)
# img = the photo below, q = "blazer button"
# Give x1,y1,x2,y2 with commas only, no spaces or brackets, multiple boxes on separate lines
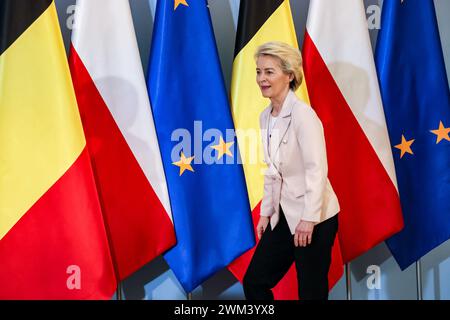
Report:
282,139,287,144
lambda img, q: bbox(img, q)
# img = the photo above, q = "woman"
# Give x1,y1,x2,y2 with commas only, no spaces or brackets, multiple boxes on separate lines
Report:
243,41,340,300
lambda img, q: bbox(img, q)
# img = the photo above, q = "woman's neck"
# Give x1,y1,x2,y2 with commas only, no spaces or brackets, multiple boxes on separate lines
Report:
271,88,290,116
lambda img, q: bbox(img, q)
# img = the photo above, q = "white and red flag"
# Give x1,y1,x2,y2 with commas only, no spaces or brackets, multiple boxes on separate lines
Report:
303,0,404,262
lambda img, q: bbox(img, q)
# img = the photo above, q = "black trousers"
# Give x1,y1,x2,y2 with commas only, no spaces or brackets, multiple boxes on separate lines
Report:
243,207,338,300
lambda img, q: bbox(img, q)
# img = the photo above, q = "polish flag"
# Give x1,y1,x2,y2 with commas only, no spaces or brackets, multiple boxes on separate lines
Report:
303,0,404,262
69,0,176,281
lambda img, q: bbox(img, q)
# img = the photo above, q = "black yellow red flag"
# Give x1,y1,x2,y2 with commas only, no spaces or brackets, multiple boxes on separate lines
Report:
0,0,116,299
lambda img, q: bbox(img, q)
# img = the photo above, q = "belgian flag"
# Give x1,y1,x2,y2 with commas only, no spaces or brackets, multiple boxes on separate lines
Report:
228,0,343,299
0,1,116,299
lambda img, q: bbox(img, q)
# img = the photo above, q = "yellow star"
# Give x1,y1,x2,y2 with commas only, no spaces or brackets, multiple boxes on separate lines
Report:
174,0,189,10
173,152,194,176
430,121,450,144
395,135,415,158
211,136,234,159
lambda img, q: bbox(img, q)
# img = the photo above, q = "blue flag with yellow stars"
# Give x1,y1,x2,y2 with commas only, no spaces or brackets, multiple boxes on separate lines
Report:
376,0,450,269
147,0,255,292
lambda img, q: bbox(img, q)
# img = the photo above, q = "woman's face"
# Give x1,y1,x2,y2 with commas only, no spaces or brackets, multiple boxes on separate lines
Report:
256,55,292,101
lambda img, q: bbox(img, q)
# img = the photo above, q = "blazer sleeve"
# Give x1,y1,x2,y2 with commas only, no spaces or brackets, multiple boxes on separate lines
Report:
259,111,275,217
293,105,328,223
260,172,276,217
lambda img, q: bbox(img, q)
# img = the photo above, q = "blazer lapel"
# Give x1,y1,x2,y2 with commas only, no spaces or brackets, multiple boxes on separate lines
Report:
270,91,295,158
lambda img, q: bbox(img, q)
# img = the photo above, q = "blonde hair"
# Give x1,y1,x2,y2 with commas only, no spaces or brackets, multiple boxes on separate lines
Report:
254,41,303,91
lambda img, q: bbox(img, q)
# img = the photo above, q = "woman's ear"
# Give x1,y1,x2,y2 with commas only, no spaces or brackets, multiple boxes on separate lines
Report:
289,73,294,82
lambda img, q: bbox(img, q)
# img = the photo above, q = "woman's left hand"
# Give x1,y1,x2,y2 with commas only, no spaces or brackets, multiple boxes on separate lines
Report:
294,220,315,247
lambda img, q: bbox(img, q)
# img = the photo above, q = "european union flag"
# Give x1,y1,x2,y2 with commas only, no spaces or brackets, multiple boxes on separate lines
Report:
147,0,255,292
376,0,450,269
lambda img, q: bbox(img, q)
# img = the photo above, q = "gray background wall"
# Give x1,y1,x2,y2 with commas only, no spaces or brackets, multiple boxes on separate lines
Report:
54,0,450,300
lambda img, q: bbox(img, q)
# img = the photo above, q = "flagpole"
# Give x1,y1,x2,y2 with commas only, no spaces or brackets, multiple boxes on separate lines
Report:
345,263,352,300
117,282,123,300
416,260,423,300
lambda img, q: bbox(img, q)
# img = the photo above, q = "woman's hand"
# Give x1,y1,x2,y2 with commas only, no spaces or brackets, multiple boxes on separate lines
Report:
294,220,315,247
256,216,270,240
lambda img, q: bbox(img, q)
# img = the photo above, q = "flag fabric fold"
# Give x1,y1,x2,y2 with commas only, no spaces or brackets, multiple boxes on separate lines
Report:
303,0,404,263
376,0,450,269
69,0,176,281
0,0,116,299
229,0,344,300
147,0,255,293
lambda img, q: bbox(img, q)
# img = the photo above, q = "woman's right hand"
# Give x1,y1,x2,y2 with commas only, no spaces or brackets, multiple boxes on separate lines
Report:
256,216,270,240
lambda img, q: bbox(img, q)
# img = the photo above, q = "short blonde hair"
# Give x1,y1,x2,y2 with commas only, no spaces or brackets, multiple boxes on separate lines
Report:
254,41,303,91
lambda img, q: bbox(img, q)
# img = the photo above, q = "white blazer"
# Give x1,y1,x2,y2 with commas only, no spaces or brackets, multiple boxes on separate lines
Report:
259,90,339,234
